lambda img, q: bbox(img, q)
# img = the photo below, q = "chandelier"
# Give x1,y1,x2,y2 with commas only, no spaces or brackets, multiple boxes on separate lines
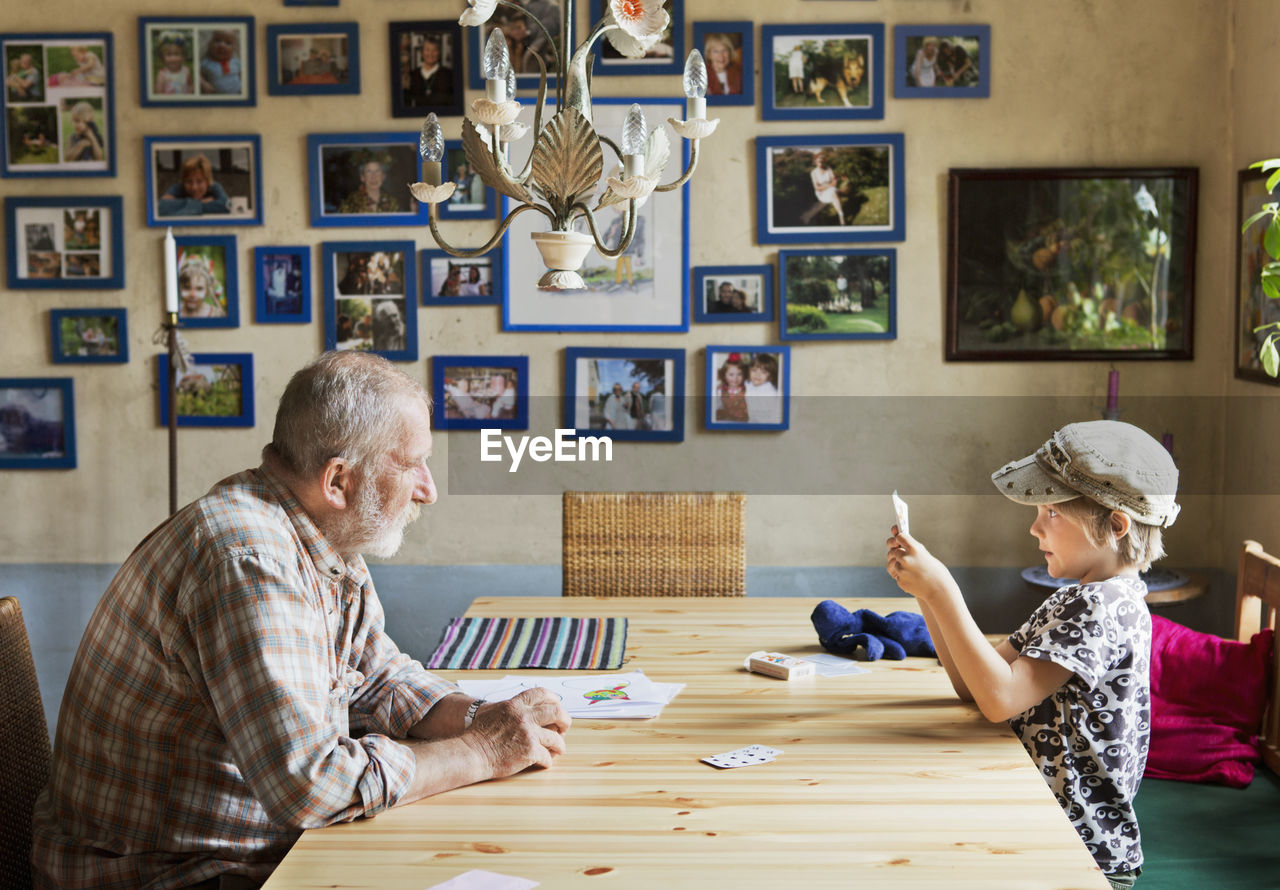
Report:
411,0,717,290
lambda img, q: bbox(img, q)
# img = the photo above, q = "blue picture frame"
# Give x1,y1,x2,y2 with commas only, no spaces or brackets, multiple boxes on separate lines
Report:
894,25,991,99
465,0,573,92
778,247,897,341
254,245,311,324
705,345,791,431
438,139,499,220
421,248,503,306
5,194,125,289
1,31,117,178
307,132,427,227
389,20,465,119
285,0,339,6
138,17,255,108
564,346,685,443
321,240,418,361
691,21,753,107
588,0,684,77
432,354,530,430
157,352,255,428
173,234,239,329
0,377,75,468
144,134,263,227
693,264,773,324
50,307,128,364
266,23,359,96
756,132,905,245
761,23,884,121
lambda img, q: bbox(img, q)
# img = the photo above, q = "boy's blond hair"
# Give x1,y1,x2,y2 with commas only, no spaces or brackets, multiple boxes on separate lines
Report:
1053,496,1165,572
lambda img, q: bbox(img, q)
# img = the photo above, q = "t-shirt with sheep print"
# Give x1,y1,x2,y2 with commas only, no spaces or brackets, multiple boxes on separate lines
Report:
1006,576,1151,877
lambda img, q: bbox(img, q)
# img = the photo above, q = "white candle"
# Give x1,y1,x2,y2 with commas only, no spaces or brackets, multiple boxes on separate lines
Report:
164,228,177,314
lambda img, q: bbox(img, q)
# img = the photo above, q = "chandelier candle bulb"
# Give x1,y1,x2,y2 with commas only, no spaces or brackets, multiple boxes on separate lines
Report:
482,29,509,102
419,114,444,186
163,227,177,314
683,49,707,120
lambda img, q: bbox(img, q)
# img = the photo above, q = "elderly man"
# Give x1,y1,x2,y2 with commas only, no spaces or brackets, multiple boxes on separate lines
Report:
32,351,571,890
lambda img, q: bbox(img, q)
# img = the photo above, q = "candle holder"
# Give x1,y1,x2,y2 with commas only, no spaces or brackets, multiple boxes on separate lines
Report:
165,310,179,515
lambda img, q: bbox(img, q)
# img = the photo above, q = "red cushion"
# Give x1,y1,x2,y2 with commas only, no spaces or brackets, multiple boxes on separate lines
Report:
1145,614,1274,787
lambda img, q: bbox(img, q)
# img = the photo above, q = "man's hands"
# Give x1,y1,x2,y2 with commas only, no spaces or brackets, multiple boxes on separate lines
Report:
464,688,571,777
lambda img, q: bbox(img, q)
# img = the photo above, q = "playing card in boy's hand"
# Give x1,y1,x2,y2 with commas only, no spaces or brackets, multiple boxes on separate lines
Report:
701,744,783,769
892,489,909,535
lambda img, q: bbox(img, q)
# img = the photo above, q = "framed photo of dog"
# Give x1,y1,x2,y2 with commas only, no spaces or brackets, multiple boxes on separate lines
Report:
894,25,990,99
432,355,529,431
321,240,418,361
157,352,254,428
0,377,76,468
761,23,884,121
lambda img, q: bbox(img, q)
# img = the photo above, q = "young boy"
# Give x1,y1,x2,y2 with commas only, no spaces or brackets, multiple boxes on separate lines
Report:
885,420,1179,889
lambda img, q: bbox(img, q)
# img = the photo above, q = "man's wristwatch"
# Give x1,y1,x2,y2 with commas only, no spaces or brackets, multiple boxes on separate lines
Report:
463,698,486,729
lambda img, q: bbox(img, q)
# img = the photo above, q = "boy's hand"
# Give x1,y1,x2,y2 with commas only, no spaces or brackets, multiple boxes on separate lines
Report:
886,525,959,603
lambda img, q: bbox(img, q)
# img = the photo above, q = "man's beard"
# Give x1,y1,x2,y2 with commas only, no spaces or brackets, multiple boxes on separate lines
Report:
326,475,421,559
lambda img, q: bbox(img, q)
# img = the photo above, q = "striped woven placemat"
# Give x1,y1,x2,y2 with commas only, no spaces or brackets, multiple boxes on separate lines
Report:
426,616,628,670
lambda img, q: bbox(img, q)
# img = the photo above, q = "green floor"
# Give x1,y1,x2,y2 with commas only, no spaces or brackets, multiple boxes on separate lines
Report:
1134,770,1280,888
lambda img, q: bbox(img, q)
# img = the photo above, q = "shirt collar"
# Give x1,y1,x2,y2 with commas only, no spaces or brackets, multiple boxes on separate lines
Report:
253,463,368,586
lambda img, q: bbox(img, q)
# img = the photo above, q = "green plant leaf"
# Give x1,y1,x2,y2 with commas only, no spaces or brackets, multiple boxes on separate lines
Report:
1242,209,1272,232
1262,334,1279,377
1268,169,1280,194
1263,275,1280,301
1266,217,1280,259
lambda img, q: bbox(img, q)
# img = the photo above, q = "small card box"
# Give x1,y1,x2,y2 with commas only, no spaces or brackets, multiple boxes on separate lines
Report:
744,650,815,680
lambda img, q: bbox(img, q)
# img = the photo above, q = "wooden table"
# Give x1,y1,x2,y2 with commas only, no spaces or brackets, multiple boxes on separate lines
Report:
263,597,1109,889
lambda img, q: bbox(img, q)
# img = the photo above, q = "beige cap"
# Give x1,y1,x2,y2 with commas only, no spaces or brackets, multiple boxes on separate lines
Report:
991,420,1180,528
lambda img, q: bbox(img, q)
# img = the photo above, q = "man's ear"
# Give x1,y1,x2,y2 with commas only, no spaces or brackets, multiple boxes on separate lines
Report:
1110,510,1132,541
320,457,350,510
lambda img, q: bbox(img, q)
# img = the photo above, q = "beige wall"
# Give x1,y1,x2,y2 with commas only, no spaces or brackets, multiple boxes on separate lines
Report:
2,0,1274,571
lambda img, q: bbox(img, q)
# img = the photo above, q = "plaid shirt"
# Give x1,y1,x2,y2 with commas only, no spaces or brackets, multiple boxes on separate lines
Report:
31,466,460,889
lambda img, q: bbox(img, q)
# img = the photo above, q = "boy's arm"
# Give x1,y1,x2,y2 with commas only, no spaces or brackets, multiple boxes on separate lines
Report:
888,529,1071,722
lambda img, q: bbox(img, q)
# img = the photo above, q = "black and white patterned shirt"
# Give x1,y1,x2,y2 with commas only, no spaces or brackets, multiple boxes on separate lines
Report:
1007,576,1151,875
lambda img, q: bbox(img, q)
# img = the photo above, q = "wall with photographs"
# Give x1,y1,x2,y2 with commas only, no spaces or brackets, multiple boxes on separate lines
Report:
0,0,1271,589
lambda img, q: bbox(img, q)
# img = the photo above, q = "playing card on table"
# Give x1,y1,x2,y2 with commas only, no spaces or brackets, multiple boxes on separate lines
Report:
701,744,783,769
892,489,909,535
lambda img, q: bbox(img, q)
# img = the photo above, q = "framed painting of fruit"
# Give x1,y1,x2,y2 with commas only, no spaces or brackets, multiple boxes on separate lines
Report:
945,167,1197,361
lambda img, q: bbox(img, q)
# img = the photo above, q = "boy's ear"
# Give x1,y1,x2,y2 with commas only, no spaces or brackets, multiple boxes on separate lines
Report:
1110,510,1132,540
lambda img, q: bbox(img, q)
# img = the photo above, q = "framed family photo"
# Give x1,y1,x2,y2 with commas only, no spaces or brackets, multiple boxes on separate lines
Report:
390,20,463,118
0,377,75,469
266,23,359,96
50,307,127,364
564,347,685,443
705,346,790,431
438,140,497,220
503,98,690,332
144,135,262,227
756,133,905,244
158,352,254,428
466,0,570,92
1235,166,1278,384
691,21,753,107
138,17,254,107
693,265,773,323
894,25,991,99
254,245,310,324
432,355,529,430
2,32,115,177
761,23,884,121
779,248,896,341
946,167,1198,361
322,240,418,361
173,234,239,329
308,132,424,227
421,249,502,306
589,0,683,77
5,195,124,288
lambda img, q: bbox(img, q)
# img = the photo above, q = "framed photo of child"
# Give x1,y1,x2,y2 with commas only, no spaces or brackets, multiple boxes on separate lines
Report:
172,234,239,329
692,265,773,324
705,346,790,431
254,245,310,324
138,17,254,107
778,247,896,341
389,20,463,118
321,240,418,361
50,307,128,364
266,23,359,97
432,355,529,431
144,135,263,227
308,132,426,227
4,195,124,289
691,21,753,107
894,25,990,99
563,346,685,443
421,249,502,306
1,32,116,177
157,352,255,428
0,377,76,469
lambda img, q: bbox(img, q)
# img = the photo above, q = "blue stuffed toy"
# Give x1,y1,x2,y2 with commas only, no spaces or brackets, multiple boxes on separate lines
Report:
810,600,936,662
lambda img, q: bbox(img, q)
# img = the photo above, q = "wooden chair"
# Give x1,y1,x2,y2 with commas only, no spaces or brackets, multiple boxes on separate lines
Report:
0,597,51,889
1236,539,1280,776
562,492,746,596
